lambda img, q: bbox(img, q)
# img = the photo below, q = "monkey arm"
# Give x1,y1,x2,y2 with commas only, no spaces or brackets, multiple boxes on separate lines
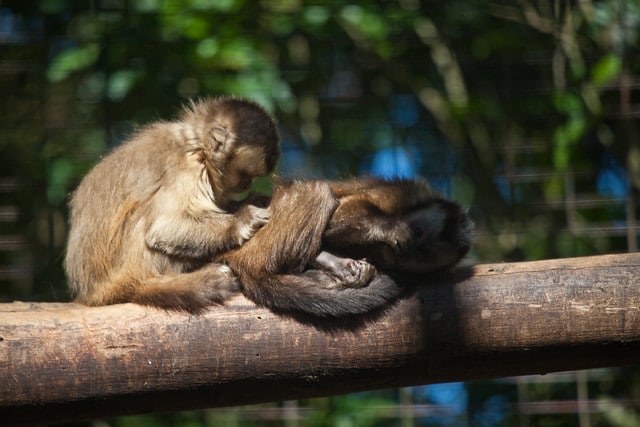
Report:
322,193,413,252
144,176,270,260
145,206,269,259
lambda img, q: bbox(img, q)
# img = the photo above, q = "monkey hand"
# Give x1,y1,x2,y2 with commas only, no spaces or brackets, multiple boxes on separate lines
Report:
367,221,413,254
312,251,377,289
333,258,377,289
235,204,271,244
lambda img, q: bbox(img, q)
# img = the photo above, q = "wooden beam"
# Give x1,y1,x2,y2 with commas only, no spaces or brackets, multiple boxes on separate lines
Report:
1,253,640,425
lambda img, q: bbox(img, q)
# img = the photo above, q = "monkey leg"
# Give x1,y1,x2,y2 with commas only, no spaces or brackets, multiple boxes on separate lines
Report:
75,263,240,313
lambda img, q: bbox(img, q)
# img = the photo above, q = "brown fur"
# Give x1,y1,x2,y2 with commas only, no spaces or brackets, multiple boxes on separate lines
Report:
325,177,473,274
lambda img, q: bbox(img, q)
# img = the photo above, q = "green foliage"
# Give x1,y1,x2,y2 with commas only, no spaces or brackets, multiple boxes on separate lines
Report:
552,91,587,170
591,54,622,88
47,44,100,83
305,395,395,427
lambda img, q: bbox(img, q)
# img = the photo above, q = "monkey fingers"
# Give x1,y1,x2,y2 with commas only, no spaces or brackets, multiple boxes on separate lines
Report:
234,204,271,244
312,251,376,288
365,220,413,253
342,259,377,288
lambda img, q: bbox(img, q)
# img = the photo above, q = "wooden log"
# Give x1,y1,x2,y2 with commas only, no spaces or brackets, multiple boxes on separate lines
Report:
1,253,640,425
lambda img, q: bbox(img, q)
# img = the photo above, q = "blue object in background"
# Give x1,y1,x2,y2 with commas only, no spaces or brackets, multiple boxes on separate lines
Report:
367,146,418,179
391,94,421,128
414,382,468,426
597,152,629,198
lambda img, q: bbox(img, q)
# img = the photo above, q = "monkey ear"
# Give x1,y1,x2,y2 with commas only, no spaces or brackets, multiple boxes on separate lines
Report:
211,123,235,153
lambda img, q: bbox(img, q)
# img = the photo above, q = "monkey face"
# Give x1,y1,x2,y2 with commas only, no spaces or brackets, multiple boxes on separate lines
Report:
397,200,473,273
221,145,273,195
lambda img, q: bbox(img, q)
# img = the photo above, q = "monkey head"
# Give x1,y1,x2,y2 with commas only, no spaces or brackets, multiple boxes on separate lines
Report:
180,97,281,205
397,198,473,274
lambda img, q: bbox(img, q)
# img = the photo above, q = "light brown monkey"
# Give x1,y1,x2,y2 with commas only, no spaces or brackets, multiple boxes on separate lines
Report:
64,96,280,311
218,177,473,317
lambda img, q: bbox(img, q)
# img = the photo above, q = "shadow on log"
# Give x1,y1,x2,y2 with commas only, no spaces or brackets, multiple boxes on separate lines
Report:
1,253,640,425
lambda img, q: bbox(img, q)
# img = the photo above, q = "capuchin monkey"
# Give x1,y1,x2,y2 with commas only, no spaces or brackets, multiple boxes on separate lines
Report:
218,177,473,317
65,97,280,310
65,96,472,317
325,177,472,275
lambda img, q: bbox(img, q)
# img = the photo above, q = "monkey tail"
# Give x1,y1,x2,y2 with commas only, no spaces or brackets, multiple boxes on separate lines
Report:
238,270,405,318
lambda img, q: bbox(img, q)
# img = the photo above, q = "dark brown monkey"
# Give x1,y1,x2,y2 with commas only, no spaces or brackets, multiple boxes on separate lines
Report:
325,177,473,274
218,177,472,317
64,96,280,311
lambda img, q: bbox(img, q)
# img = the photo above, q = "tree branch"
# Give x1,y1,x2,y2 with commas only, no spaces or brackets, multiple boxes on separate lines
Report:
2,253,639,425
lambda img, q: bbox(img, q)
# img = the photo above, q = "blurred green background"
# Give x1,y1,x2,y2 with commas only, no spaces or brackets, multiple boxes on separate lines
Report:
1,0,639,426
